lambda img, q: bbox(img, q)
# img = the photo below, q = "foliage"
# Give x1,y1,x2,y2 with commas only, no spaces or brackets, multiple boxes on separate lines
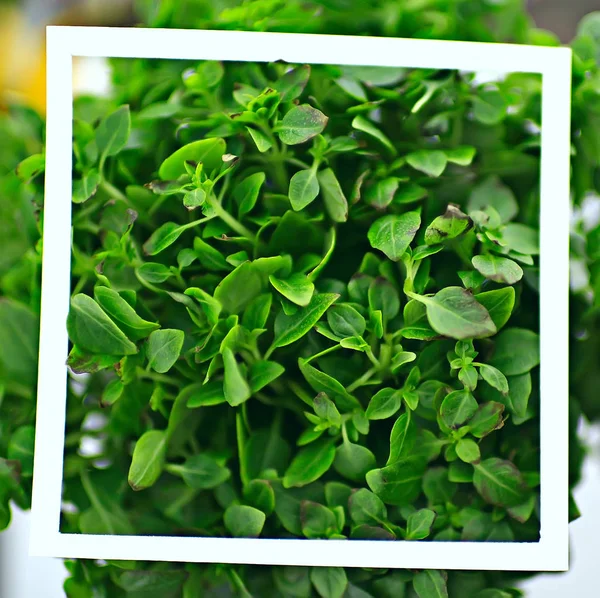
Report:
1,1,600,597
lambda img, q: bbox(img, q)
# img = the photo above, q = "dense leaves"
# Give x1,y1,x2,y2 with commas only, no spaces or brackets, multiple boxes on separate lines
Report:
4,1,598,596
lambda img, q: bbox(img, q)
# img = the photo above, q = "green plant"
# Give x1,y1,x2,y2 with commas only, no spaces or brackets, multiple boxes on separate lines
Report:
1,1,599,597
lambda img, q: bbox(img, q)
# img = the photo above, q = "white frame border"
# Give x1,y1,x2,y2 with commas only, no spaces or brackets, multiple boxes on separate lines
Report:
30,26,572,571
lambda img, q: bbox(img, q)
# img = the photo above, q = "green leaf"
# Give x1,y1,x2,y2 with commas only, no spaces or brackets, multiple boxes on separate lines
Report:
185,381,226,408
456,438,481,464
472,89,507,125
72,169,101,204
314,394,342,426
459,365,478,391
158,138,226,179
468,176,518,224
146,329,184,373
348,488,387,526
246,427,291,480
327,304,366,338
224,504,265,538
472,255,523,285
413,570,448,598
468,402,505,438
298,359,360,411
222,347,252,406
387,412,417,465
473,287,515,331
368,277,401,322
301,501,339,538
368,212,421,262
366,388,403,420
136,262,173,284
167,454,231,489
424,205,471,245
215,262,264,314
422,467,457,504
128,430,167,491
395,182,428,204
445,146,476,165
317,168,348,223
274,64,311,102
473,458,530,507
406,508,436,540
406,150,447,177
96,105,131,162
137,101,180,120
440,390,478,429
489,328,540,376
391,351,417,374
249,360,285,392
336,77,367,101
283,438,336,488
478,363,509,395
274,566,312,598
79,472,134,536
501,373,532,420
501,223,539,255
401,300,437,341
7,426,35,477
67,294,138,356
234,172,266,217
366,456,426,506
458,269,487,290
0,299,39,384
365,177,400,209
340,336,369,352
289,168,320,211
94,286,159,341
113,570,188,598
185,287,221,325
102,378,124,406
270,273,315,307
243,479,275,516
66,347,119,375
16,153,45,183
278,105,328,145
350,525,395,541
310,567,348,598
143,221,197,256
334,440,376,483
246,126,273,152
184,61,224,89
409,287,496,340
182,188,206,210
352,115,396,155
242,293,272,331
270,293,339,352
193,237,231,271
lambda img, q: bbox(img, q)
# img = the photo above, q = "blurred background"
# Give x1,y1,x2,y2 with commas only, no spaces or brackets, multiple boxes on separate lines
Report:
1,1,599,596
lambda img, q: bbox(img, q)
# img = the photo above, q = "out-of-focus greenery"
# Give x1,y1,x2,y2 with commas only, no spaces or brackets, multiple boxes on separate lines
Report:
0,1,599,596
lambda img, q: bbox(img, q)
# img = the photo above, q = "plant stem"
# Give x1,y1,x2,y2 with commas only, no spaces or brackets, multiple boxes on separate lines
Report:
304,343,342,364
100,179,130,205
347,367,377,393
210,197,257,243
137,369,182,388
258,121,288,192
365,347,381,369
288,381,316,407
236,411,249,486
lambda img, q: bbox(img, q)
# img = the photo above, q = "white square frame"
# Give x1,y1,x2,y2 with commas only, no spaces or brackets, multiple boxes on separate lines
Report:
30,25,572,571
